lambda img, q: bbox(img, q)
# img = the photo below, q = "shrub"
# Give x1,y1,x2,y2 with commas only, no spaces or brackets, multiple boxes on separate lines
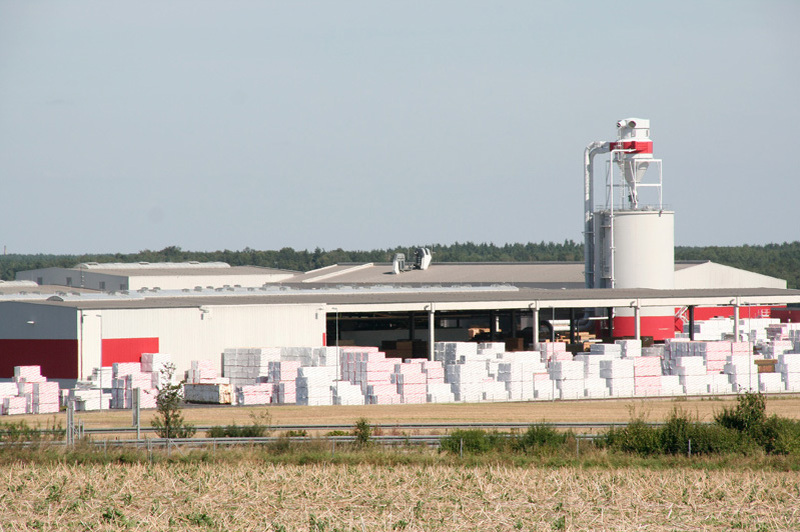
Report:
714,392,766,436
602,420,661,455
440,429,507,455
513,424,570,453
207,410,272,438
353,418,372,446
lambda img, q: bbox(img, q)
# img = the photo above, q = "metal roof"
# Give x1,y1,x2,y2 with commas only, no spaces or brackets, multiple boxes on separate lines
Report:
14,285,800,313
289,262,586,287
68,265,298,277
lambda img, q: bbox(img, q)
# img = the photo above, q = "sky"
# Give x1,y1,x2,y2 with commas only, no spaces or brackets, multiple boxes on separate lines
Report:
0,1,798,255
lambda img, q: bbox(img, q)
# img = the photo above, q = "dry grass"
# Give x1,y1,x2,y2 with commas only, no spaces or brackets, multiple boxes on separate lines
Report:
12,394,800,432
1,459,799,531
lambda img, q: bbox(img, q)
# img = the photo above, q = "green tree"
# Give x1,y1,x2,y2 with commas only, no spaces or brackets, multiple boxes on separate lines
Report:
151,363,195,439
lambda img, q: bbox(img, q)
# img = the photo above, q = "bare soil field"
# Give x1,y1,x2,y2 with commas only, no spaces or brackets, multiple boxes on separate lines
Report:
1,460,799,531
13,394,800,431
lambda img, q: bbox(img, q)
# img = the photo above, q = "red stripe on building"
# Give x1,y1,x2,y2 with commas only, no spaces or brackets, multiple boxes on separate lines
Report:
102,337,160,366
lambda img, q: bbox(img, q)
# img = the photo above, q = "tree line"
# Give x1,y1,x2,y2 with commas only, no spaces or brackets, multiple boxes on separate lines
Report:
0,240,798,289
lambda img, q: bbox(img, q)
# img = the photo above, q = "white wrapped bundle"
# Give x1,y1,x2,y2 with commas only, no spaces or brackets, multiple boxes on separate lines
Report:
776,353,800,373
634,375,662,397
583,376,610,398
183,383,233,404
482,381,510,402
548,360,584,380
505,378,535,401
551,351,574,362
576,355,609,378
708,374,734,394
426,382,455,403
112,362,141,378
731,342,751,354
0,382,19,398
90,367,114,388
3,396,27,415
14,366,43,380
125,372,154,390
275,381,297,404
660,375,684,395
478,342,506,357
557,378,583,400
782,373,800,392
599,359,634,379
268,361,302,383
673,357,707,376
680,375,712,394
631,356,662,377
332,381,365,406
401,393,427,404
445,361,489,383
607,377,635,397
533,374,555,400
237,383,273,405
397,383,427,396
435,342,478,363
759,373,784,393
616,339,642,358
590,343,622,355
366,393,401,405
140,353,172,374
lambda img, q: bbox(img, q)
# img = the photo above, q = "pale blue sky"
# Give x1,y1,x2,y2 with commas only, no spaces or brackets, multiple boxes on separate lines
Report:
1,1,798,254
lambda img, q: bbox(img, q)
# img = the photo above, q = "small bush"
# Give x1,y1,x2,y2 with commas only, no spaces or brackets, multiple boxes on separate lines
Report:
602,420,662,455
207,409,271,438
353,418,372,446
440,429,507,455
513,424,570,453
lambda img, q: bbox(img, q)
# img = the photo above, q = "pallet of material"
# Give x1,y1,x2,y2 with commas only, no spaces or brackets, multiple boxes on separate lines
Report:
184,383,232,404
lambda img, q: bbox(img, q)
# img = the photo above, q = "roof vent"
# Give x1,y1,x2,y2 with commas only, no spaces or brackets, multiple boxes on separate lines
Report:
393,248,432,274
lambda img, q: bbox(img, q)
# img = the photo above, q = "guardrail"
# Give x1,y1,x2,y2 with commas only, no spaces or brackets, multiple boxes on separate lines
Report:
1,421,658,438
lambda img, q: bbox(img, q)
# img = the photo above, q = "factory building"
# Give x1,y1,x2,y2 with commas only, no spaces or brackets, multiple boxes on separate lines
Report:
2,118,798,383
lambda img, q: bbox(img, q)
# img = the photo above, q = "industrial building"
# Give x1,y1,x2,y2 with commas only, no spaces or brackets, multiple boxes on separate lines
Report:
2,118,799,385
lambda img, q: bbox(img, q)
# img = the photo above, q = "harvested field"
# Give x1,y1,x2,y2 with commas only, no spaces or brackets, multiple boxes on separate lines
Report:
13,394,800,431
1,460,799,531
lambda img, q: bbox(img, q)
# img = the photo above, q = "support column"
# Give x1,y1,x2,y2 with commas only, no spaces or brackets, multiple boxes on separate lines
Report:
427,304,435,361
733,304,740,341
531,305,539,350
607,307,614,338
688,305,695,341
489,310,496,341
569,308,576,344
510,309,518,337
634,303,641,340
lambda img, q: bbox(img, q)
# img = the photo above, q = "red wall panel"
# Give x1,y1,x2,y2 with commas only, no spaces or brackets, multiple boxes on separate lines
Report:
102,337,159,366
613,315,676,341
0,339,78,379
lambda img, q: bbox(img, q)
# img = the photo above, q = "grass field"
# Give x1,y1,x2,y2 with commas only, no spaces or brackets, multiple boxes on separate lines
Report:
5,395,800,531
2,458,799,531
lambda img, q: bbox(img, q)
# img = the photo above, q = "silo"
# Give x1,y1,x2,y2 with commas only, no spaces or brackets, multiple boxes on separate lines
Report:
585,118,677,340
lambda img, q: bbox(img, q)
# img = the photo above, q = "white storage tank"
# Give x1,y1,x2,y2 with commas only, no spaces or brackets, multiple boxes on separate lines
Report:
594,209,674,289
